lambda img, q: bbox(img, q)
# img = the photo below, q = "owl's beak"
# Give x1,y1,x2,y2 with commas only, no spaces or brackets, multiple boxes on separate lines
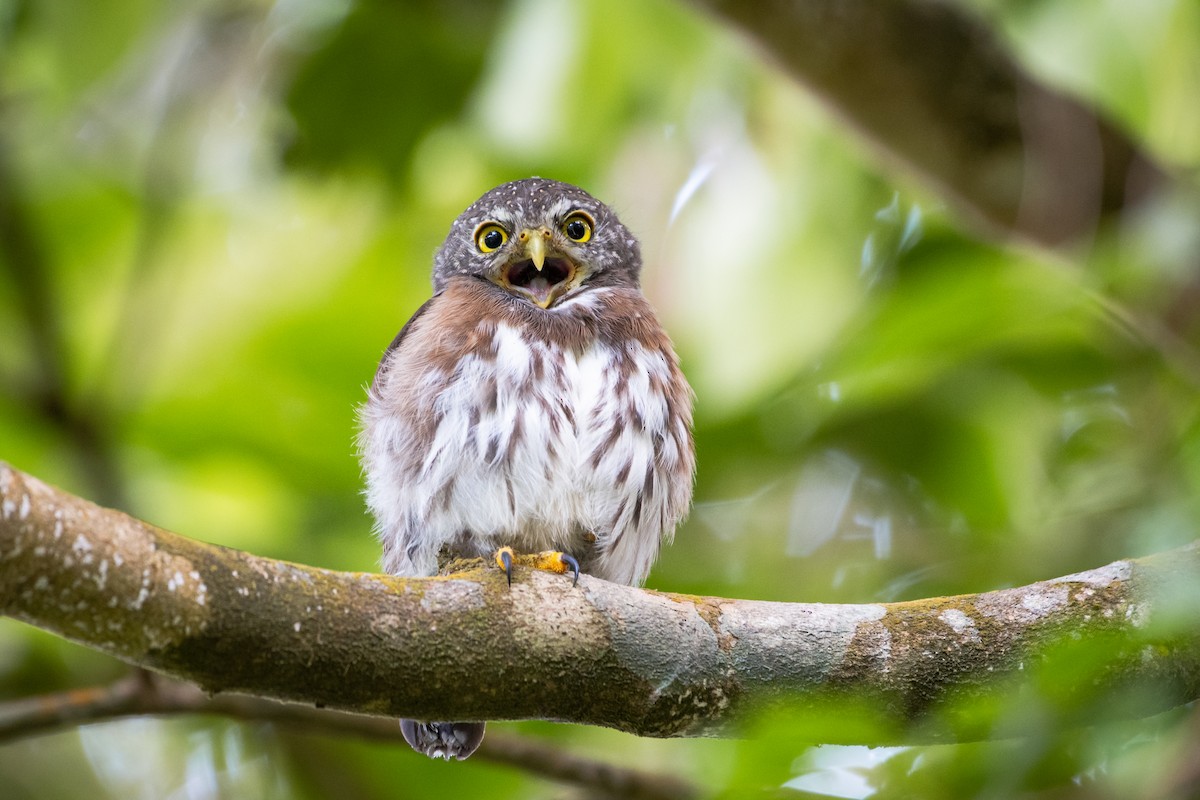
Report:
519,227,550,270
497,227,582,308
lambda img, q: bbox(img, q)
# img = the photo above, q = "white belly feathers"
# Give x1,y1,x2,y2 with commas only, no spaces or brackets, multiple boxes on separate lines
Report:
363,320,684,585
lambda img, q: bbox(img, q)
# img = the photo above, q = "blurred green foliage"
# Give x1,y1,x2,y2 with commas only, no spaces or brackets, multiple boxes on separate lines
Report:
2,0,1200,797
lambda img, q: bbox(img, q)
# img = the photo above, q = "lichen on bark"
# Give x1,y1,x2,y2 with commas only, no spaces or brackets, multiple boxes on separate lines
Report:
3,462,1199,742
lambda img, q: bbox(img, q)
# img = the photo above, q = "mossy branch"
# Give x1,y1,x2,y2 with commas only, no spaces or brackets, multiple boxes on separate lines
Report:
2,462,1199,743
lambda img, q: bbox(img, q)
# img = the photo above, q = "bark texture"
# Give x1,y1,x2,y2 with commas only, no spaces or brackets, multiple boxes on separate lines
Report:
2,462,1199,743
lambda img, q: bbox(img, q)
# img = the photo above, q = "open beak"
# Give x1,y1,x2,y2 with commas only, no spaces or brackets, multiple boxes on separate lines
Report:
497,227,582,308
523,228,548,271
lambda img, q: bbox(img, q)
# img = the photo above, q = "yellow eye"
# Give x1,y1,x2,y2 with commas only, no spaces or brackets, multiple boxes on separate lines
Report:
475,223,508,253
562,212,593,243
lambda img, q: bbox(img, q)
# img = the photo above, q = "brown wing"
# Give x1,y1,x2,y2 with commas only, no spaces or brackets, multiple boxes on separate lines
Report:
370,294,439,395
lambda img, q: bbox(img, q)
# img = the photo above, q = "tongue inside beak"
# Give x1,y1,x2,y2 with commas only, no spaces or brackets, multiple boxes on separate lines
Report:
504,258,575,307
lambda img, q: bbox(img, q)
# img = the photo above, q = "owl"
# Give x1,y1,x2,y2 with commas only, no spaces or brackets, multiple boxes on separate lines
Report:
358,177,695,759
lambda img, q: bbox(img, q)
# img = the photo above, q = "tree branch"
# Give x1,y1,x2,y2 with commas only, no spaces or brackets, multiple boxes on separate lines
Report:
2,461,1199,744
681,0,1175,248
0,673,699,800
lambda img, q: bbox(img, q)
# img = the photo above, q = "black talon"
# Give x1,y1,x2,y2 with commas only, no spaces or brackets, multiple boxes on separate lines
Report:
500,549,513,586
562,554,580,587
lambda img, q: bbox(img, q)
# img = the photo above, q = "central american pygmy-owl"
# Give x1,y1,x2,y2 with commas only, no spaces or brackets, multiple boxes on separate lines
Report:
358,177,695,760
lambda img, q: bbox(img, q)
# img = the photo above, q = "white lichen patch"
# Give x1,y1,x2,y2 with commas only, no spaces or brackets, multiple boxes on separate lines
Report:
1052,560,1132,587
86,515,213,647
1021,590,1067,616
873,626,892,665
18,493,30,520
939,608,971,632
938,608,982,643
976,584,1070,624
720,600,887,684
583,583,716,696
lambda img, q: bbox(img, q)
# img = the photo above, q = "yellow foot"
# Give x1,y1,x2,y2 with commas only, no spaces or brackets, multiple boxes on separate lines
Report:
493,547,580,587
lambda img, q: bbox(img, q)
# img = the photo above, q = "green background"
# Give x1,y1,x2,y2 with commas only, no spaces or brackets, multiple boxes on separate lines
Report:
2,0,1199,797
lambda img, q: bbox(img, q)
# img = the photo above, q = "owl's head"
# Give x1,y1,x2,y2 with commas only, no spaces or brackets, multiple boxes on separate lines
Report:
432,178,642,307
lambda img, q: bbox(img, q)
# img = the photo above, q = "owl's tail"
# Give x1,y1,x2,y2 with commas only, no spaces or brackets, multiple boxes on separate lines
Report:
400,719,486,760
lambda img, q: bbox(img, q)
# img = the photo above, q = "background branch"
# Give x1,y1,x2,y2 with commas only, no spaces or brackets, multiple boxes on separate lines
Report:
682,0,1176,249
0,136,128,510
3,462,1199,745
0,673,698,800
